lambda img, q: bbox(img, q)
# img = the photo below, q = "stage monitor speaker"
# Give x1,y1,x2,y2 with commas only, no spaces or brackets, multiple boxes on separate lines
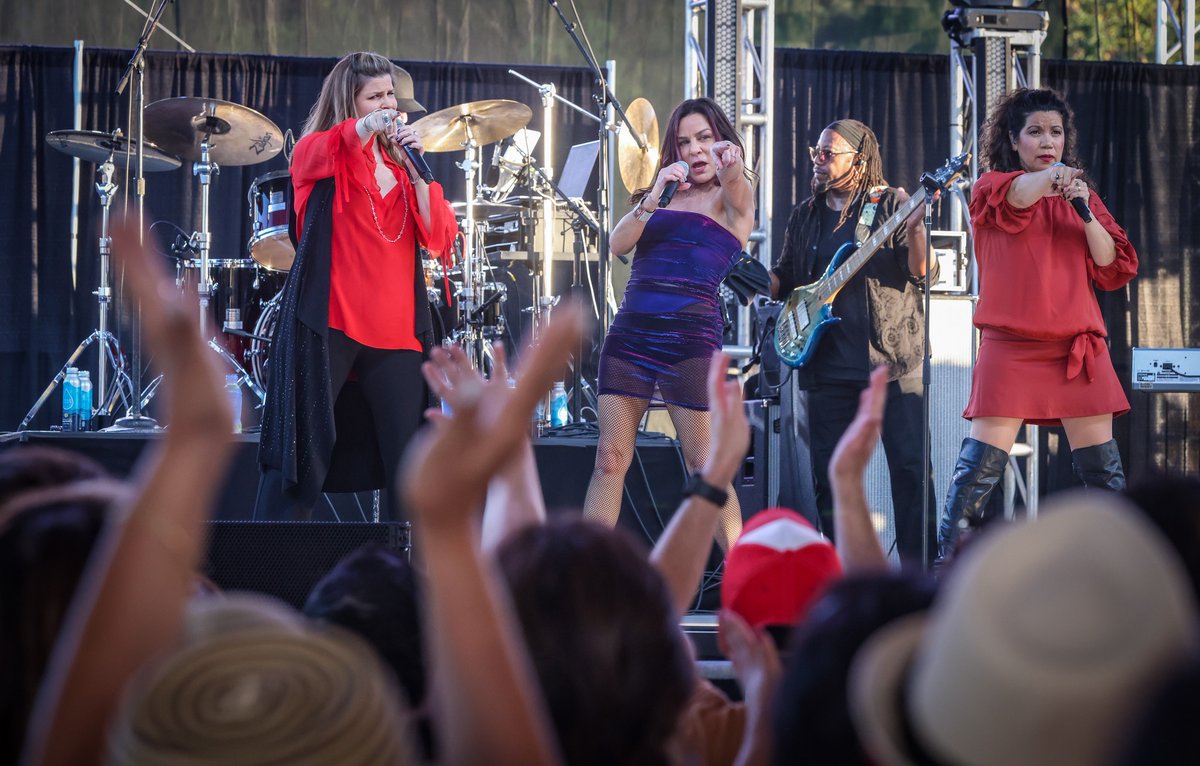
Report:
202,521,411,609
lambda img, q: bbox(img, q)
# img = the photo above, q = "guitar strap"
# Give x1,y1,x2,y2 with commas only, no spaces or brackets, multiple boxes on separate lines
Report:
854,185,888,245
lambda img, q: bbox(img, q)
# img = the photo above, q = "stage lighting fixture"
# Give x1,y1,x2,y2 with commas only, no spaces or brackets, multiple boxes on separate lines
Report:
948,0,1043,7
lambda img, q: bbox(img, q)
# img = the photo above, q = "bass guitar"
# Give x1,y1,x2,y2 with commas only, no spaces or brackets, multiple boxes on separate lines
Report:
773,153,970,368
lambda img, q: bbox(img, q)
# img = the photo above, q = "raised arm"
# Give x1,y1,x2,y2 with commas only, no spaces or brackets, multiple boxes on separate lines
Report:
651,351,750,615
712,140,755,241
23,220,235,766
610,162,690,257
401,308,584,766
829,365,890,572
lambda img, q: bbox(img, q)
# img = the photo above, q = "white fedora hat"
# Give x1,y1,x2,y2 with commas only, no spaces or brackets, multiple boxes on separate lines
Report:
850,490,1199,766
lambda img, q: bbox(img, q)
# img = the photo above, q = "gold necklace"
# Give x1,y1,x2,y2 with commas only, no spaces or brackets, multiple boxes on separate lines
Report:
362,181,409,244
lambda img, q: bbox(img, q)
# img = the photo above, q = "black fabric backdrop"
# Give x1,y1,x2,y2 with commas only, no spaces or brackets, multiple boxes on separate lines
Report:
3,45,1198,489
770,48,1200,490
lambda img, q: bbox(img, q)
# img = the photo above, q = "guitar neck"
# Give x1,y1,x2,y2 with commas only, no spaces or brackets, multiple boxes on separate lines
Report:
819,187,927,302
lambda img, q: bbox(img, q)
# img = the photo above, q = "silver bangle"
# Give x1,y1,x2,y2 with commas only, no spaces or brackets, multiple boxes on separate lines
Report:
632,199,655,222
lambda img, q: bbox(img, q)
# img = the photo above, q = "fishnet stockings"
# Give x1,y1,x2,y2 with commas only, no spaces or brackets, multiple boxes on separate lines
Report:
582,394,743,551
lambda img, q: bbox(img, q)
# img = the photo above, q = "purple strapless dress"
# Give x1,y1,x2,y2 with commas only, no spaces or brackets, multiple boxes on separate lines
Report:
598,209,740,409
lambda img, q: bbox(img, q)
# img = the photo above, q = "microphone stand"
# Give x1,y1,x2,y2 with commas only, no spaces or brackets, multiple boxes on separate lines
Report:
917,170,944,570
546,0,646,334
110,0,172,431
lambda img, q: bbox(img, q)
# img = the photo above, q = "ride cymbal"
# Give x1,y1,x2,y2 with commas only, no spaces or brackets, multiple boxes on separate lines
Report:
143,97,283,166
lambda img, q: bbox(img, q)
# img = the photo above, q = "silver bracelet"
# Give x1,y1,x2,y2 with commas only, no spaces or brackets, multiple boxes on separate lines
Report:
632,198,655,222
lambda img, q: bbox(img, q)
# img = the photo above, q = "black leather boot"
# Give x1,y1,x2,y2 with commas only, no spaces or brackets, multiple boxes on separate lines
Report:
938,437,1010,559
1071,439,1126,491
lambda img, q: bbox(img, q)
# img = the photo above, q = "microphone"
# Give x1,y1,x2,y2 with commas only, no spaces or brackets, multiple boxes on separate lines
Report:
657,160,691,208
402,145,435,184
1070,197,1093,223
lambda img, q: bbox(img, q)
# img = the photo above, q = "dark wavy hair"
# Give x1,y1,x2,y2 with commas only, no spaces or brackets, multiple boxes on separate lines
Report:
981,87,1086,180
630,96,750,204
496,518,695,766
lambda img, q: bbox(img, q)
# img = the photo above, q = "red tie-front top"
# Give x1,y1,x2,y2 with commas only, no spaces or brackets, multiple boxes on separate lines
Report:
291,118,456,350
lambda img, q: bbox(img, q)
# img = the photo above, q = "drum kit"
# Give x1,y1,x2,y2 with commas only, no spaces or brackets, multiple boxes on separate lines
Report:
21,75,660,431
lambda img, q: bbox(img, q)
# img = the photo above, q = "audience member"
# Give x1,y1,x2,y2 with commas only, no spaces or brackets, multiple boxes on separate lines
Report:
770,572,936,766
1124,472,1200,602
0,445,108,508
849,491,1198,766
0,480,125,764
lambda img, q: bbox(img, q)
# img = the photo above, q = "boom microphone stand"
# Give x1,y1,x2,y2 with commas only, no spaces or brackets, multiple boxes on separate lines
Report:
110,0,173,430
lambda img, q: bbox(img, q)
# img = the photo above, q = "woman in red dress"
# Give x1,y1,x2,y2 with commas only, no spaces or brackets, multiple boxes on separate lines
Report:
939,88,1138,556
256,52,456,521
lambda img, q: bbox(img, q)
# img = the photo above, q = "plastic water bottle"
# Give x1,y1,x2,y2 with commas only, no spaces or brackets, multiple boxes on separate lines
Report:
550,381,570,427
224,374,243,433
78,371,93,432
61,367,80,431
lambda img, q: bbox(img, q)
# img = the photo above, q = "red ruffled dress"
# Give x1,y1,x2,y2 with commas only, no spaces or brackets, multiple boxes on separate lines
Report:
964,170,1138,426
291,118,456,349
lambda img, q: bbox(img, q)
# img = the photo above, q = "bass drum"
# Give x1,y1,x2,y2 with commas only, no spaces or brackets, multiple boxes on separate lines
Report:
249,289,283,392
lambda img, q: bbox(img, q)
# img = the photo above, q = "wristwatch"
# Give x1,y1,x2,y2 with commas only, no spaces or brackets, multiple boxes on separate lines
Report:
632,198,655,222
682,473,729,507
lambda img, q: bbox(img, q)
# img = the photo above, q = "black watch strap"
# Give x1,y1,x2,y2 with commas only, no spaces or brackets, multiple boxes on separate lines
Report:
682,474,729,507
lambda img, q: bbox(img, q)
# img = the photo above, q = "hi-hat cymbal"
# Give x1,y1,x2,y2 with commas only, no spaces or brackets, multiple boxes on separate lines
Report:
618,97,660,194
45,130,182,173
451,199,522,217
412,99,533,152
143,97,283,166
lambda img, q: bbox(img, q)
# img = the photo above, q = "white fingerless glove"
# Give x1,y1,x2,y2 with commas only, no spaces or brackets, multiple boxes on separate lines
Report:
358,109,398,136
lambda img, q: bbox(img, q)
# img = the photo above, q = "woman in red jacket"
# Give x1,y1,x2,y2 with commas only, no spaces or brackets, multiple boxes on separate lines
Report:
940,88,1138,557
256,52,456,521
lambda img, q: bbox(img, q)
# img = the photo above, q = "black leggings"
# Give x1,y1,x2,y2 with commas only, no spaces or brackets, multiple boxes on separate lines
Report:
254,329,425,521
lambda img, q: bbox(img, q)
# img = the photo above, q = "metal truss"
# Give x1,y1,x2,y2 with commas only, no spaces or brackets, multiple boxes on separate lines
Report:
1157,0,1198,64
685,0,774,353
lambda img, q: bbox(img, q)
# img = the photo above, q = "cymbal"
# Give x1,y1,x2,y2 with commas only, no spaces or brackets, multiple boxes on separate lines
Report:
412,99,533,152
45,130,181,173
451,199,523,217
618,97,660,194
143,97,283,166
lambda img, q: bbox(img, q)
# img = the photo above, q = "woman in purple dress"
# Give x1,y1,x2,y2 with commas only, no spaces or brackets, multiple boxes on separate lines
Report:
583,98,755,550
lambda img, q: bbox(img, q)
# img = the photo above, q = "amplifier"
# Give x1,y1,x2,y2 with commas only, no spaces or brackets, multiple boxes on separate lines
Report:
1131,347,1200,392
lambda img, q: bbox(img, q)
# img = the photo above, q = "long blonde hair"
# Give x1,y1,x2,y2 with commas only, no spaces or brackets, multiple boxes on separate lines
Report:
303,52,406,166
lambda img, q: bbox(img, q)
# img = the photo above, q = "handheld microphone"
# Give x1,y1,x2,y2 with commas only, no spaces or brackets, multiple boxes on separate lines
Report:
657,160,691,208
402,145,436,184
1070,197,1093,223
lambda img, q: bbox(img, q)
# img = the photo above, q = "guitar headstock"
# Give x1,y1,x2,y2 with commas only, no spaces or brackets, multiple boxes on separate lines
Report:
919,152,971,194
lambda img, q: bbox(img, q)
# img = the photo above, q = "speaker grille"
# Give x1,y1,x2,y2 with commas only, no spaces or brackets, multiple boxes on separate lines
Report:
203,522,411,609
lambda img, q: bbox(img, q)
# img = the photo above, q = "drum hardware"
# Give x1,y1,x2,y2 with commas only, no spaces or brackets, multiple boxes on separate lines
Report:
19,129,180,431
207,338,266,405
144,96,283,338
412,98,532,373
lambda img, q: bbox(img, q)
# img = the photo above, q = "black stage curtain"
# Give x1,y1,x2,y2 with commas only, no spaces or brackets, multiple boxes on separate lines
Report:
773,48,1200,489
0,45,598,431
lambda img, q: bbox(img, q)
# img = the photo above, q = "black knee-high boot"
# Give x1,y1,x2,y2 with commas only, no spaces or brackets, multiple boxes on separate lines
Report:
1071,439,1126,491
938,437,1010,558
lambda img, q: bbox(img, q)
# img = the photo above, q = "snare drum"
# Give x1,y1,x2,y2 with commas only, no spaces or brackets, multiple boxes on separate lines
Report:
248,170,295,272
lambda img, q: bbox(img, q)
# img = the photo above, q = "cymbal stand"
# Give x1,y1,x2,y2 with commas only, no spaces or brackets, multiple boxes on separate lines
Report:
191,137,219,338
454,120,494,373
17,151,137,430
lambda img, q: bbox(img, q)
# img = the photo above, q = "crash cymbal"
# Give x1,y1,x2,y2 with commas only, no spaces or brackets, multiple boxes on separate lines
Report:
45,130,182,172
143,97,283,166
617,97,660,194
412,99,533,152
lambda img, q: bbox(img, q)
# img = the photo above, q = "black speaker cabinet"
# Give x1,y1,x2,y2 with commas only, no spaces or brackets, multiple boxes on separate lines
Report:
736,400,781,518
202,521,411,609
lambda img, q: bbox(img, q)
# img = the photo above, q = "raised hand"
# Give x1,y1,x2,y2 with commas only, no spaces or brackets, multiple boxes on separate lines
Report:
711,140,743,171
359,108,399,135
648,160,690,205
401,304,585,528
701,350,750,487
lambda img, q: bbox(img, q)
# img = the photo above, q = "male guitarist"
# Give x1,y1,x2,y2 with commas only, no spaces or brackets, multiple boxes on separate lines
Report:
770,119,937,568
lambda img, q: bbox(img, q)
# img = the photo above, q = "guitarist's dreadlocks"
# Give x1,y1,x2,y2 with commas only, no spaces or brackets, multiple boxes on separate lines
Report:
824,119,888,231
